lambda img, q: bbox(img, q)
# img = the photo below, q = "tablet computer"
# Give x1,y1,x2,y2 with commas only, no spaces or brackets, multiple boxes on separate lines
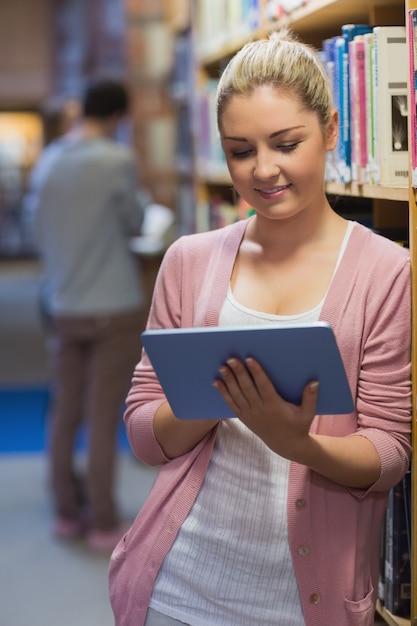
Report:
141,322,354,419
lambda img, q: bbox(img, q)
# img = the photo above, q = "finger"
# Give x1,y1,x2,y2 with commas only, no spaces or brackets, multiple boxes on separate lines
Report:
215,359,256,412
300,381,319,417
220,359,251,386
244,357,280,396
212,377,241,416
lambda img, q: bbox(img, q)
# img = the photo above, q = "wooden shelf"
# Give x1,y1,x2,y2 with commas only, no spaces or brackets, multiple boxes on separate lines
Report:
275,0,404,38
197,166,409,203
325,182,409,202
197,0,405,66
376,601,411,626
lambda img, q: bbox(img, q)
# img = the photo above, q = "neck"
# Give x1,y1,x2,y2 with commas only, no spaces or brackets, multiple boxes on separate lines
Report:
66,117,118,141
247,203,346,258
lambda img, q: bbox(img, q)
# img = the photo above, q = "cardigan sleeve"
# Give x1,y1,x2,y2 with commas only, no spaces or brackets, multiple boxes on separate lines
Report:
123,221,246,466
354,249,412,492
124,239,185,466
320,225,412,495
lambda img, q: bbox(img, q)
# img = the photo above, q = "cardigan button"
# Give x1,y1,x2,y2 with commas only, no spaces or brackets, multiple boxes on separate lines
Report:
295,498,307,509
309,593,321,604
297,545,310,556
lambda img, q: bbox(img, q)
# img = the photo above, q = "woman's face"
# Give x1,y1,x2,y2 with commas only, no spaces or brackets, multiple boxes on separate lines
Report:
220,85,338,223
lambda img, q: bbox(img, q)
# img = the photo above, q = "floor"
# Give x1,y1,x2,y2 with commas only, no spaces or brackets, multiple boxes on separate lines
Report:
0,259,157,626
0,259,387,626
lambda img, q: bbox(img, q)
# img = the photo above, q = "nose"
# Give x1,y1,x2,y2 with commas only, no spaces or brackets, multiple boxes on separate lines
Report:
253,149,280,180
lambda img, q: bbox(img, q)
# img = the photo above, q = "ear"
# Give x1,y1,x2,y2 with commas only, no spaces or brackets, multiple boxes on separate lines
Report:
325,108,338,151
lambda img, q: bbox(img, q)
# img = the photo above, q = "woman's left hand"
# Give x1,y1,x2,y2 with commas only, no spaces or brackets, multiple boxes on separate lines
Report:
213,357,319,462
213,357,382,488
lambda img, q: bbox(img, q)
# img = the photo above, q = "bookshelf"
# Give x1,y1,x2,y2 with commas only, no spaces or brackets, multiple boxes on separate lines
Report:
164,0,416,624
192,0,411,233
408,0,417,620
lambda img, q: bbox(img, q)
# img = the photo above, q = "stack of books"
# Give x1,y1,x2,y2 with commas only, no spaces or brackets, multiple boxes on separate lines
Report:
322,24,408,188
379,470,412,617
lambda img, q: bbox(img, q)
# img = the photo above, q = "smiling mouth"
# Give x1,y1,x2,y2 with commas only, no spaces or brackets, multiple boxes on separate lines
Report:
255,184,291,194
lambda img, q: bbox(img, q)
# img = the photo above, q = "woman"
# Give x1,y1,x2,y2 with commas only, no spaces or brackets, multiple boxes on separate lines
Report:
109,30,412,626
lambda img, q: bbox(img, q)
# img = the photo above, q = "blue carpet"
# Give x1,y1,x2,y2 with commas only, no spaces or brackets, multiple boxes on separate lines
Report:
0,387,129,454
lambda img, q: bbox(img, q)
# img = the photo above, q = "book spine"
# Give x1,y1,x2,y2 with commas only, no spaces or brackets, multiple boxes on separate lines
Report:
226,0,242,40
373,26,408,187
408,9,417,187
335,36,350,183
341,45,352,182
355,37,368,183
348,41,358,181
372,28,381,183
340,25,372,183
378,507,386,605
322,36,338,181
364,33,375,183
384,473,412,617
241,0,261,31
331,37,341,182
384,485,394,611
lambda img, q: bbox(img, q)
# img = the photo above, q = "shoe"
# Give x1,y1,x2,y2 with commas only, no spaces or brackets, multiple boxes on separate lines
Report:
53,516,85,540
87,523,129,553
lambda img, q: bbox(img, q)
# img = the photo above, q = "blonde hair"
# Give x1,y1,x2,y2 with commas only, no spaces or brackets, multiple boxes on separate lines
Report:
216,29,333,131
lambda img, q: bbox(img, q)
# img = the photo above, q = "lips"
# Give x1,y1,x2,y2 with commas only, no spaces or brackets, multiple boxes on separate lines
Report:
255,184,291,196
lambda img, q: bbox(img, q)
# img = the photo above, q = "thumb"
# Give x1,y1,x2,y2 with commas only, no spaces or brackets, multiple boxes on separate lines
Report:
301,380,319,416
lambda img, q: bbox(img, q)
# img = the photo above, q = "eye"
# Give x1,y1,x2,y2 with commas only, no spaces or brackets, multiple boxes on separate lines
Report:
230,149,253,159
277,142,299,153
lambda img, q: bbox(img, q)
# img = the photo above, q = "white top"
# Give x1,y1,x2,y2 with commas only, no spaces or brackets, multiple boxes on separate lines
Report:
149,222,353,625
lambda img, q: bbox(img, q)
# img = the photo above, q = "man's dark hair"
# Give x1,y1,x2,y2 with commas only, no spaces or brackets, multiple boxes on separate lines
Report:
82,77,129,119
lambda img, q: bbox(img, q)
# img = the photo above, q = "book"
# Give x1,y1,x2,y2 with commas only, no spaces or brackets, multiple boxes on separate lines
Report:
349,35,369,183
209,194,238,230
334,36,349,182
197,78,226,175
378,508,387,605
348,40,358,181
244,0,261,31
408,9,417,187
265,0,285,21
196,0,228,55
364,32,376,183
322,36,339,181
373,26,408,187
384,471,412,617
339,25,373,183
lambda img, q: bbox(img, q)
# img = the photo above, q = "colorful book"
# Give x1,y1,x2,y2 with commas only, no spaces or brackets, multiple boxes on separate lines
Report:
348,39,358,181
350,35,369,183
408,9,417,187
339,24,373,183
245,0,261,30
335,36,349,181
378,508,387,605
322,36,339,181
373,26,408,187
265,0,285,22
364,32,376,183
384,472,411,617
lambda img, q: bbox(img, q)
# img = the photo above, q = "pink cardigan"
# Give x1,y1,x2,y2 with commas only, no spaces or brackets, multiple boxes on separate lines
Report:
109,220,412,626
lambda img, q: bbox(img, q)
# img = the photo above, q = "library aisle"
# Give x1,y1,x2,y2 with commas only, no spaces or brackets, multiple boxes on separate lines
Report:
0,260,157,626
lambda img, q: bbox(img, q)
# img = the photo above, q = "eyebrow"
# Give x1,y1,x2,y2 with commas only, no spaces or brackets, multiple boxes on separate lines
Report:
222,125,305,142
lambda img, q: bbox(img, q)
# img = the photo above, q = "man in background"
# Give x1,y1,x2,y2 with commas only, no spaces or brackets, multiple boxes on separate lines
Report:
26,77,149,552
